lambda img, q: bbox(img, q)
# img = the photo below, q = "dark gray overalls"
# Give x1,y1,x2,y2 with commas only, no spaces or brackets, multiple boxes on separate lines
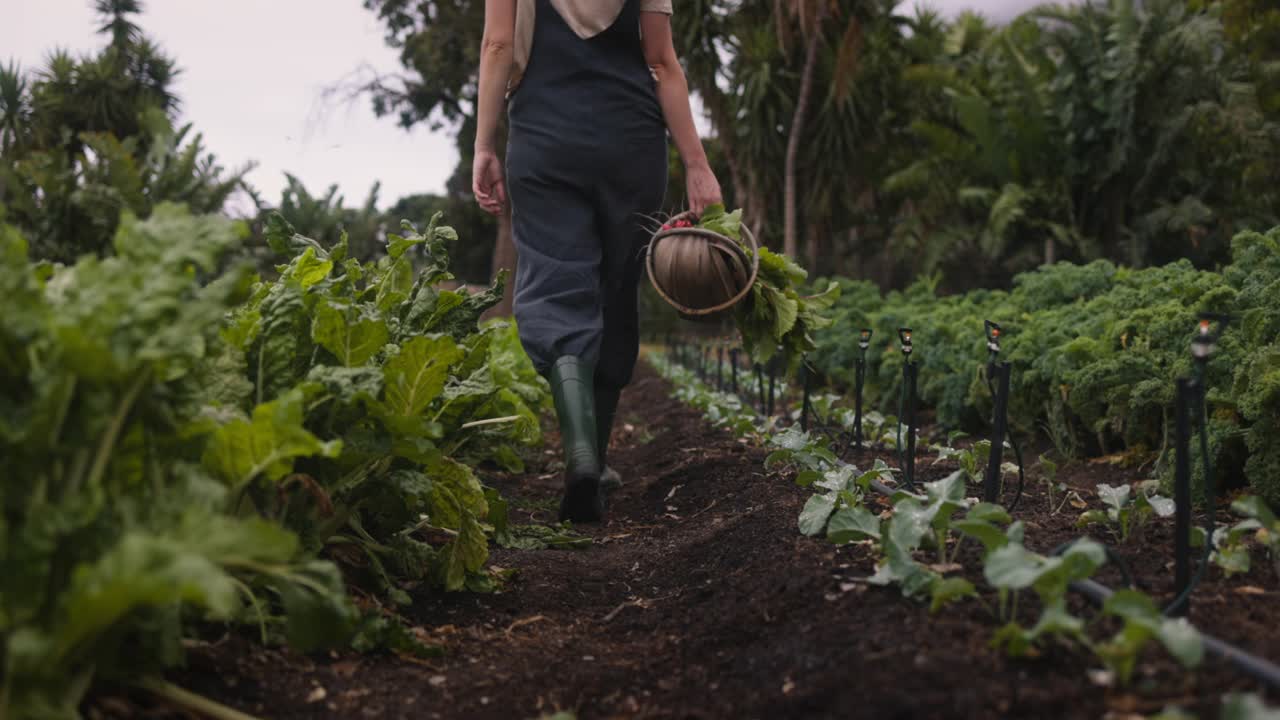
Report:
505,0,669,393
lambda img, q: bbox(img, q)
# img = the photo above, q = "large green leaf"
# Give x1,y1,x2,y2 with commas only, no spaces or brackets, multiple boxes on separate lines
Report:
426,453,488,525
272,560,356,652
952,519,1010,553
827,505,881,543
984,543,1044,590
202,389,341,489
441,510,488,592
312,300,389,368
282,246,334,289
379,334,464,421
798,494,837,536
1156,617,1204,668
1233,496,1278,526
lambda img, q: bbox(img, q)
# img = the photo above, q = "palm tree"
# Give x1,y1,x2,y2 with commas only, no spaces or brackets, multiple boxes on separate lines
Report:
95,0,144,51
0,61,29,157
777,0,834,260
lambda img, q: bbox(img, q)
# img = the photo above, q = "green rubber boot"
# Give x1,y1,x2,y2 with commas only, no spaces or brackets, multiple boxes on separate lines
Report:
550,357,603,523
596,385,623,496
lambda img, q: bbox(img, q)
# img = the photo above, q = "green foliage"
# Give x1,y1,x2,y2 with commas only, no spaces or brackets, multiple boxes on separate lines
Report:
1209,495,1280,577
808,226,1280,504
0,208,355,718
0,202,550,716
223,212,545,596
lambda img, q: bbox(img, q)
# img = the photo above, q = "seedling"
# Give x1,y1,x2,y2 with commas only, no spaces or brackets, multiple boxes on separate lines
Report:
1093,590,1204,686
766,427,840,485
1205,496,1280,578
932,433,990,478
984,538,1105,655
1077,481,1175,543
1036,455,1079,515
868,471,971,598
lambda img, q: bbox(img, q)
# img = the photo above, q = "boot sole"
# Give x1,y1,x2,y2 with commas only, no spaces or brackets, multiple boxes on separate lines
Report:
559,473,604,523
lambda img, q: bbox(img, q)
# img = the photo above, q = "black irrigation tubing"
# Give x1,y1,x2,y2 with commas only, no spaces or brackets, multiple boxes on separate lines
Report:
1070,578,1280,690
859,478,1280,693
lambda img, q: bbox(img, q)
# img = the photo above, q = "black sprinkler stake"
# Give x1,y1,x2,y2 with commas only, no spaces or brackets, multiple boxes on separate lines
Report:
984,361,1011,504
1173,376,1194,616
716,344,724,391
855,326,875,445
755,363,767,415
767,354,778,418
899,328,917,489
800,356,812,432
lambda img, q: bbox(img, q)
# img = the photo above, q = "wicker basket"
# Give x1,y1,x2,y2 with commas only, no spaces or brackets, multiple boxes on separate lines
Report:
645,210,759,322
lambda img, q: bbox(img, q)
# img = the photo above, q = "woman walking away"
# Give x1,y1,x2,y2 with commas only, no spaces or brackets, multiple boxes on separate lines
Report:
473,0,722,523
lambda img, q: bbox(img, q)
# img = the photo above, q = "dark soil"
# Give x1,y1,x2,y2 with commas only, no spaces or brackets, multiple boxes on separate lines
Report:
108,361,1280,720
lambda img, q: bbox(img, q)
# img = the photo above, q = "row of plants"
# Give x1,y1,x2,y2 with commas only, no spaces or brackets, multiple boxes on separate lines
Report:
0,206,550,718
651,353,1280,718
807,226,1280,505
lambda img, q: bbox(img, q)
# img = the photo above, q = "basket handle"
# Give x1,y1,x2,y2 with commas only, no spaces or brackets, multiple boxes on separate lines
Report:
644,210,760,317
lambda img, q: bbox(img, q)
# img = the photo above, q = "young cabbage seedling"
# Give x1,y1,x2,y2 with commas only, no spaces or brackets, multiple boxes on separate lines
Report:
868,471,971,599
1036,455,1077,515
1077,481,1175,543
1207,496,1280,578
983,538,1106,656
1092,590,1203,687
766,426,840,487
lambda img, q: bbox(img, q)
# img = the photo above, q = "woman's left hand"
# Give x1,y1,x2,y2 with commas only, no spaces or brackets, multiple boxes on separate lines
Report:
686,163,723,217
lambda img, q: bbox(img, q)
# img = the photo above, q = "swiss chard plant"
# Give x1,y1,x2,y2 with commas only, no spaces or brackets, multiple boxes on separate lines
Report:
801,460,895,544
218,213,549,598
0,207,354,718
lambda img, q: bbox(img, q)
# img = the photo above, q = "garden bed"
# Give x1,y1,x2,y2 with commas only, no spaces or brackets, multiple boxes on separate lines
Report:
98,361,1280,719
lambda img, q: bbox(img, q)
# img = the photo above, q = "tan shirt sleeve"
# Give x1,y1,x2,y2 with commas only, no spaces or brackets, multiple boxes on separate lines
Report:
639,0,672,13
510,0,536,93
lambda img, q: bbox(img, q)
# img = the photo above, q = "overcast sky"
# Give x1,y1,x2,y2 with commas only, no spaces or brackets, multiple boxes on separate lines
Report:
7,0,1046,212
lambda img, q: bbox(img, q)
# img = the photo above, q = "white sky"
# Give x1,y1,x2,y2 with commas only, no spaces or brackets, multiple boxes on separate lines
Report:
6,0,1044,212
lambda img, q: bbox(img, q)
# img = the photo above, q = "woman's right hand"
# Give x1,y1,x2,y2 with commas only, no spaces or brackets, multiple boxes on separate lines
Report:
472,148,506,215
686,162,723,217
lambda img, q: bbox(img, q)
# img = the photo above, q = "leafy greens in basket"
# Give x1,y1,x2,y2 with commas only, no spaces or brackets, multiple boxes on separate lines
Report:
696,204,840,367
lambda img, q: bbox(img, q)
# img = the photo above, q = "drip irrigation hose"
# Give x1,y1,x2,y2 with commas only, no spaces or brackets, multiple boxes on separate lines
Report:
1071,577,1280,691
1163,362,1216,617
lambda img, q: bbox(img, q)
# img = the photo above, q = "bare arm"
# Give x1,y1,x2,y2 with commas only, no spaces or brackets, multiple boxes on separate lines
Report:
473,0,516,214
640,12,723,215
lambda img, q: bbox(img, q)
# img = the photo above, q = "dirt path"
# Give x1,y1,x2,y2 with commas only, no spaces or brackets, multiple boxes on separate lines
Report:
159,361,1278,719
